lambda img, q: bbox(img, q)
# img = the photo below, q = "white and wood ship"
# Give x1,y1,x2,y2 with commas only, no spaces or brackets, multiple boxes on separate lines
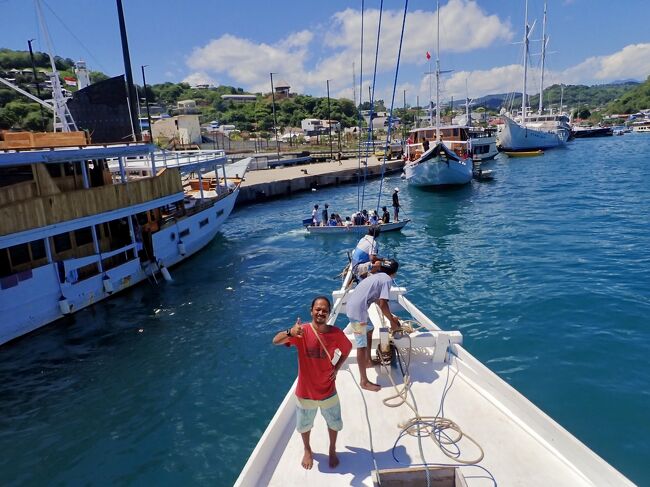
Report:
236,270,633,486
0,131,249,345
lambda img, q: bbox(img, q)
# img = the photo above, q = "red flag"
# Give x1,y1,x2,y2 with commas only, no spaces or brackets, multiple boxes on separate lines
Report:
426,51,431,60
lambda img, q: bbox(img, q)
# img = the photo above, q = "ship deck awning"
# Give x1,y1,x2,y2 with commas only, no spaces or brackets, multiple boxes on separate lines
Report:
0,143,154,166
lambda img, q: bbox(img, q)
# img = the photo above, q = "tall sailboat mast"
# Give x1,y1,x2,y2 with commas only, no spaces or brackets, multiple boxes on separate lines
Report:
521,0,529,125
538,1,547,114
435,0,441,141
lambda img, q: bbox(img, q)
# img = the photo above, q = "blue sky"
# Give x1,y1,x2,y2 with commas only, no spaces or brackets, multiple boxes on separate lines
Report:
3,0,649,106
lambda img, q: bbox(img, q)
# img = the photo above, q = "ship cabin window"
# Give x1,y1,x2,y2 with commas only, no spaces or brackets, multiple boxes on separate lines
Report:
0,239,49,279
179,229,190,238
0,249,10,277
216,209,224,218
0,166,33,188
8,243,30,266
46,164,62,178
74,227,94,246
30,240,46,260
199,218,209,228
52,232,72,253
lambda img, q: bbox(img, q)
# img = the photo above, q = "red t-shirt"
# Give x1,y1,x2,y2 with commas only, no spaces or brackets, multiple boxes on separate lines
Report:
287,324,352,400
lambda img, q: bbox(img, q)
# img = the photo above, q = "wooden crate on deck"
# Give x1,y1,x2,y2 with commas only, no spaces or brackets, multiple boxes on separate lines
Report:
0,131,89,150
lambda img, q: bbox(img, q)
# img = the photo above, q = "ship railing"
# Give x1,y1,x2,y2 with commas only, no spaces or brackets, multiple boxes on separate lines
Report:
60,243,138,285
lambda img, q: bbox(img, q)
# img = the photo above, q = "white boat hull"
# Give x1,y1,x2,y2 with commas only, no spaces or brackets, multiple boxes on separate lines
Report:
235,270,634,487
404,144,472,187
0,187,240,346
306,219,410,234
498,115,568,151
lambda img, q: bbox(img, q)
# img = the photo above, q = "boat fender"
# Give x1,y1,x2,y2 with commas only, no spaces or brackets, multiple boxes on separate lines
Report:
59,297,72,315
102,275,114,294
178,240,186,256
160,265,173,282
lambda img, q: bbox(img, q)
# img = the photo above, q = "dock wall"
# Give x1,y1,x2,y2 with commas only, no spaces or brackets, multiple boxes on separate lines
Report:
236,158,404,205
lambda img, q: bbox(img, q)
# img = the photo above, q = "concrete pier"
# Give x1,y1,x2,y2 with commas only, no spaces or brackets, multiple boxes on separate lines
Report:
236,156,404,205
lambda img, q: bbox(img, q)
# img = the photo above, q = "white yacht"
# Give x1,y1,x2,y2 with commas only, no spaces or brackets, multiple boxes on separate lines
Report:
0,131,249,346
403,1,473,188
497,1,570,151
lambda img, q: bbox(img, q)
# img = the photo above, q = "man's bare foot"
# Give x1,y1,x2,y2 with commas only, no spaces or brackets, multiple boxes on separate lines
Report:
301,449,313,469
360,380,381,392
329,449,340,468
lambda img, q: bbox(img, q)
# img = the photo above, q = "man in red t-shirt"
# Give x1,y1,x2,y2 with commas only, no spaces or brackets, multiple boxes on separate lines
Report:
273,295,352,470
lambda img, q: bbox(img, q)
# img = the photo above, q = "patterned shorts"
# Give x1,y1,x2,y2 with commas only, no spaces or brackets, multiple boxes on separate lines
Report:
295,394,342,433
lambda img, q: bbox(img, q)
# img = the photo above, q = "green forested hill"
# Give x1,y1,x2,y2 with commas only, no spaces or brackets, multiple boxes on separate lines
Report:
606,76,650,114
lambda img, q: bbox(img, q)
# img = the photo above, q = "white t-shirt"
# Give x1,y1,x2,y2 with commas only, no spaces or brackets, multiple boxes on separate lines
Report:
351,235,378,268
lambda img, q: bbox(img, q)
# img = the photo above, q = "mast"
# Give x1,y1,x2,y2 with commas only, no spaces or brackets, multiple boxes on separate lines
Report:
435,0,441,141
116,0,141,142
35,0,76,132
538,1,547,114
465,79,471,126
521,0,529,125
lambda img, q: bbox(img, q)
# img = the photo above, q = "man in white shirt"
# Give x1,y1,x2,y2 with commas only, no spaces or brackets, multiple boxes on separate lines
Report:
312,204,321,226
346,259,401,391
350,226,380,279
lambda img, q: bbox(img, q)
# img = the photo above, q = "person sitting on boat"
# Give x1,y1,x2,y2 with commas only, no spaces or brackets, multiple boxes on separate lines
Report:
351,226,381,280
368,211,379,225
381,206,390,224
272,295,352,470
334,213,343,226
328,214,338,226
343,216,353,227
352,212,365,226
361,209,370,224
312,204,321,226
346,259,401,392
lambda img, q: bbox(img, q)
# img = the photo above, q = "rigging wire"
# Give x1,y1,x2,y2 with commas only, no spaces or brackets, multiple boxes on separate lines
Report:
355,0,366,212
360,0,385,212
41,0,109,74
375,0,409,213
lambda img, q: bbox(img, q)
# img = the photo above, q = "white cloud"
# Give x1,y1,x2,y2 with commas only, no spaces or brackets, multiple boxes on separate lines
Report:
421,43,650,103
562,43,650,82
182,71,218,87
185,31,313,93
183,1,512,96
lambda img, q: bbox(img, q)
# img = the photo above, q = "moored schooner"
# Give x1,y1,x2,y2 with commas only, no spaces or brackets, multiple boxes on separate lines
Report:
0,131,248,345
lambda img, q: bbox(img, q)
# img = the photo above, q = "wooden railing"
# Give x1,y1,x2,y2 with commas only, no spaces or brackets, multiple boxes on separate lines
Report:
0,168,182,237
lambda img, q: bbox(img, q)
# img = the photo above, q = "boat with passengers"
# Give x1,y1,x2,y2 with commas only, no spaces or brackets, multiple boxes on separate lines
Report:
0,130,249,345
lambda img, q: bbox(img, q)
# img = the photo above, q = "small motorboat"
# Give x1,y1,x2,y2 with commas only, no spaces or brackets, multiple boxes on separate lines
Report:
503,150,544,157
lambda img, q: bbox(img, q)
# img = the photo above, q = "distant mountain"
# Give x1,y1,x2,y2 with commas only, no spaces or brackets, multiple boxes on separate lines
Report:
608,79,640,86
462,81,641,113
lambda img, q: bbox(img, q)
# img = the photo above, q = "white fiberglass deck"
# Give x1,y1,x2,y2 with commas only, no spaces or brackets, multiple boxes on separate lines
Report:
236,286,632,486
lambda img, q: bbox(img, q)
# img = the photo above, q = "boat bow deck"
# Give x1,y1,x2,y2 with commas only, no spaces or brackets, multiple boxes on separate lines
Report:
236,285,632,487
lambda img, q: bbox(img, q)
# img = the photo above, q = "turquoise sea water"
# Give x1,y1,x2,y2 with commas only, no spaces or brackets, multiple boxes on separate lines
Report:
1,134,649,485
